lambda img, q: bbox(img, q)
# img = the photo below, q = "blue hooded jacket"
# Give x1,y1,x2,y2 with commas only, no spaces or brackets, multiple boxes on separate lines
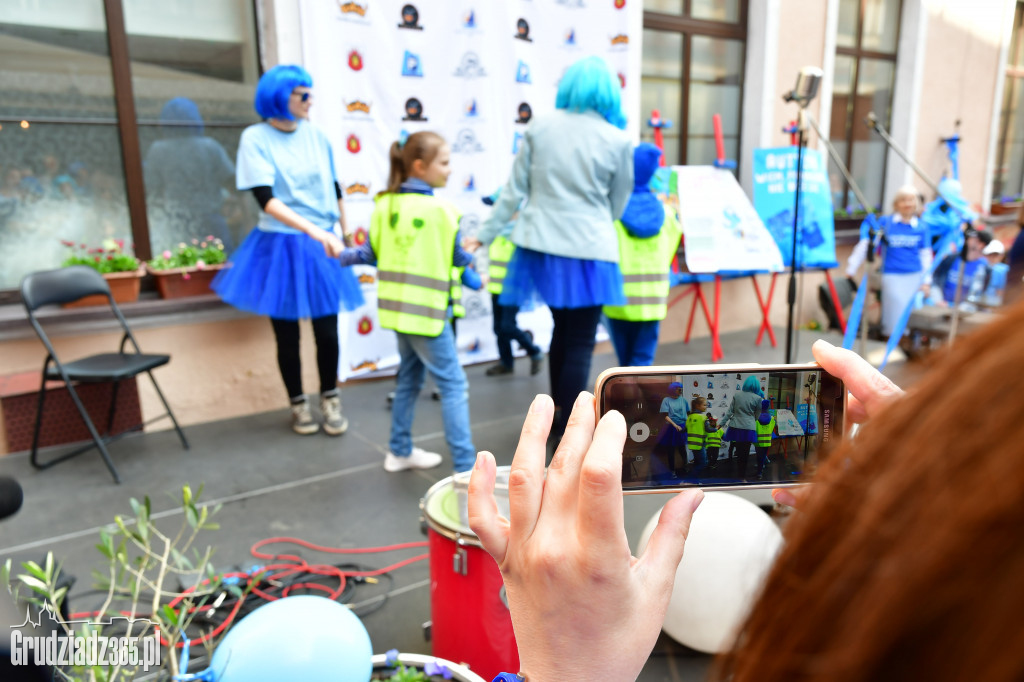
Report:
620,143,665,239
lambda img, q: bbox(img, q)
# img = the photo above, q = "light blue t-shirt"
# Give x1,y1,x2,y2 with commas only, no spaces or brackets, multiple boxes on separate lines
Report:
660,395,689,425
236,120,339,234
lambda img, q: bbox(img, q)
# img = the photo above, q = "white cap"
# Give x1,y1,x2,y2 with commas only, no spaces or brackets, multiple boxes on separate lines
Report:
983,240,1005,256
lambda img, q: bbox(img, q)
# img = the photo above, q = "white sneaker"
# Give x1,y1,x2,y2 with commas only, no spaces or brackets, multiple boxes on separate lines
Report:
320,394,348,436
384,447,443,472
290,398,319,435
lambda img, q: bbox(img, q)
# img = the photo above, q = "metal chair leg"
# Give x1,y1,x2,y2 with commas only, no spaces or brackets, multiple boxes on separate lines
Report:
29,372,48,470
63,382,122,484
146,371,189,450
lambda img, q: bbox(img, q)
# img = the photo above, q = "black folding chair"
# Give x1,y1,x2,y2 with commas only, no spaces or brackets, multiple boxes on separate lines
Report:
20,266,189,483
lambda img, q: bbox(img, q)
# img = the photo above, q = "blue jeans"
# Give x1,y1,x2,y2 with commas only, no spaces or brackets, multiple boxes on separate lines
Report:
491,293,541,368
605,317,660,367
688,447,707,476
390,324,476,472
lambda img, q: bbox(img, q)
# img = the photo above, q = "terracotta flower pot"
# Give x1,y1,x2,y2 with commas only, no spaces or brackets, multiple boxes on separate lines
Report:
62,266,145,308
370,652,488,682
147,263,227,299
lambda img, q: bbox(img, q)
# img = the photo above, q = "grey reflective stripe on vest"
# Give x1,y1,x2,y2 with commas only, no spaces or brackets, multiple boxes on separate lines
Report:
626,295,668,306
490,259,509,267
490,275,505,284
378,270,450,292
378,299,449,320
622,273,669,284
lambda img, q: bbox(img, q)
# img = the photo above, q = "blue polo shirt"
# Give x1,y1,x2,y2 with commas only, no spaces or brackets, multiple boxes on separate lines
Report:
880,215,929,274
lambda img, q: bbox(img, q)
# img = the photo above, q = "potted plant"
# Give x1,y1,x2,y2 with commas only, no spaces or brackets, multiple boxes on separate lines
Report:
372,650,488,682
146,236,228,299
990,194,1023,216
59,238,144,307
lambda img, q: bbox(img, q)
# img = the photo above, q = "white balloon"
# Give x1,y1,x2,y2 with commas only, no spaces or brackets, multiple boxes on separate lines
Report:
638,492,783,653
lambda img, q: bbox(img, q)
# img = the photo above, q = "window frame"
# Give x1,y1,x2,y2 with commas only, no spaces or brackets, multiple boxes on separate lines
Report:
0,0,262,304
993,1,1024,201
832,0,903,212
642,1,748,169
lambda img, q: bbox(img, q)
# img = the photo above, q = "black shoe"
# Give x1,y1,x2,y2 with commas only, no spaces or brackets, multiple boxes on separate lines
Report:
486,363,514,376
529,352,544,376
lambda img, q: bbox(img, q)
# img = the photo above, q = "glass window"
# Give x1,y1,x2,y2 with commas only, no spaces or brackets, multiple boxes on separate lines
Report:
993,3,1024,201
829,56,856,210
861,0,901,53
687,36,743,167
641,30,683,166
836,0,860,49
0,0,131,290
124,0,260,255
644,0,684,14
691,0,740,23
848,58,895,211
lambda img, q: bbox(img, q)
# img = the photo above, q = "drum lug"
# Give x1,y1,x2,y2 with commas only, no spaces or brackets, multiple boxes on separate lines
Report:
453,546,468,576
422,620,432,641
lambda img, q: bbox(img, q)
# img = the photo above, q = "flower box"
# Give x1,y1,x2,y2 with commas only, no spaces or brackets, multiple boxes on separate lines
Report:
990,200,1022,217
62,267,145,308
147,263,226,299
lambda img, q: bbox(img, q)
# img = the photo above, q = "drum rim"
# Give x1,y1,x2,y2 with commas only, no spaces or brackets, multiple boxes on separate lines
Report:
420,477,483,547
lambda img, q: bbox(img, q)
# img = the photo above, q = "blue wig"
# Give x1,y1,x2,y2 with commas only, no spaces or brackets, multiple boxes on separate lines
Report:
555,56,626,129
741,376,763,396
159,97,203,136
254,65,313,121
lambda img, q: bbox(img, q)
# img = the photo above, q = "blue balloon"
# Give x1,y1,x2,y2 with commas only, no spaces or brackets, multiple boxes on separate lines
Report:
211,596,372,682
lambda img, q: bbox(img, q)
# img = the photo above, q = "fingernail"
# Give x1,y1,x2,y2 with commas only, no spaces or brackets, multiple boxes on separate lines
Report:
690,490,705,513
529,394,547,414
772,489,795,507
575,392,591,408
475,452,484,469
813,339,835,349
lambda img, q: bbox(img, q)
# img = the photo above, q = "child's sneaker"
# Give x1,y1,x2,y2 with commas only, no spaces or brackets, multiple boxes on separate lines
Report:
529,352,544,376
320,394,348,436
384,447,443,472
290,398,319,435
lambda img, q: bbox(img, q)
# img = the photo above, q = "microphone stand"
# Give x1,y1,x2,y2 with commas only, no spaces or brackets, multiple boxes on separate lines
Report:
802,112,877,356
784,109,805,364
865,113,974,345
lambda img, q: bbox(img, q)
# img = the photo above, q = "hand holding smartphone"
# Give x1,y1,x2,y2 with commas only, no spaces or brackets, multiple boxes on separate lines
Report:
595,363,846,492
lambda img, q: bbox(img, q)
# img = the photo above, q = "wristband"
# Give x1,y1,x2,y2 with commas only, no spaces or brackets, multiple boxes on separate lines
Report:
492,674,526,682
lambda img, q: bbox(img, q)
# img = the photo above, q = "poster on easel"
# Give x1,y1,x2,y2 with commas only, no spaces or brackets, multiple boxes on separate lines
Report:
752,147,838,269
774,408,804,437
671,166,785,274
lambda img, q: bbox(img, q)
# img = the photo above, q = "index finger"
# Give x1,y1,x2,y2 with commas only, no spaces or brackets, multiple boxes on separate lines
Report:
812,339,902,421
506,394,554,546
575,410,629,554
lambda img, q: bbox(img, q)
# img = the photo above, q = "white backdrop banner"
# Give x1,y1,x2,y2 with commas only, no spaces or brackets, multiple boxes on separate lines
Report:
299,0,641,381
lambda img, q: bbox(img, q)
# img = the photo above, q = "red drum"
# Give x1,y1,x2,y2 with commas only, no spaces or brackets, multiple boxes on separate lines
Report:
421,475,519,680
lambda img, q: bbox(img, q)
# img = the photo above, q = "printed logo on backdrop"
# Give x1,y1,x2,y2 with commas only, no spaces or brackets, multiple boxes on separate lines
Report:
614,0,626,8
402,97,427,121
610,34,630,49
338,1,370,22
346,134,362,154
343,99,374,119
345,182,372,199
348,50,365,71
459,9,480,32
516,60,532,84
463,99,482,121
512,131,525,154
451,129,485,154
353,226,368,245
515,18,533,42
453,52,487,79
618,72,626,88
357,316,374,334
556,0,586,7
357,272,376,285
563,28,579,48
398,4,423,29
402,51,424,77
515,102,532,124
463,175,477,192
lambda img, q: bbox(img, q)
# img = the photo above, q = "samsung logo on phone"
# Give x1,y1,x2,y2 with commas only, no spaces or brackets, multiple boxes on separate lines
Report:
822,408,831,443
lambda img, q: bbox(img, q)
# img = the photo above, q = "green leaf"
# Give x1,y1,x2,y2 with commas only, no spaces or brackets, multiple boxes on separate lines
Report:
161,604,179,627
201,522,220,531
182,485,193,507
17,575,49,594
185,505,199,529
22,561,47,583
44,554,54,581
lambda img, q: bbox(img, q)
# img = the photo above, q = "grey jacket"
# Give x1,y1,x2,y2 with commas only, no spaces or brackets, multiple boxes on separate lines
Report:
478,109,633,262
721,391,763,431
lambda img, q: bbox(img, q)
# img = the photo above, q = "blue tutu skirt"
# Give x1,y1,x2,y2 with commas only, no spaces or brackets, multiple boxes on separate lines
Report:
725,427,757,443
212,228,363,320
498,247,626,309
656,422,688,448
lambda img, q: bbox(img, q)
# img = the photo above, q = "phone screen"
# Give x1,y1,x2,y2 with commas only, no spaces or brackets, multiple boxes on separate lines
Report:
598,366,845,491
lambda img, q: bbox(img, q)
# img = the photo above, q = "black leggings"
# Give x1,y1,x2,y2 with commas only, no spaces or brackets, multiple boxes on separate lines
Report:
548,306,603,427
270,315,339,400
731,440,753,480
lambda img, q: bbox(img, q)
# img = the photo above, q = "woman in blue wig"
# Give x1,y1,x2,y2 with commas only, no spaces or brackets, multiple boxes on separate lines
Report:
720,376,764,481
467,56,633,432
213,65,363,437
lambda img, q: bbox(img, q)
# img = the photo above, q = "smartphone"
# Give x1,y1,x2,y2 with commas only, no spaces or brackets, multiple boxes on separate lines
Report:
595,363,846,493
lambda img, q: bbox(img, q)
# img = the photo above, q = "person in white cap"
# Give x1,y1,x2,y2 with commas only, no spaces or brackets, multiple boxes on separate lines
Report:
983,238,1005,267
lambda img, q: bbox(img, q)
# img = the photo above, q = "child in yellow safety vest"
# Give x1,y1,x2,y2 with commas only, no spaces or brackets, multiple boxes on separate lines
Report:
705,415,724,471
602,142,682,366
754,399,776,480
684,396,709,477
339,131,476,474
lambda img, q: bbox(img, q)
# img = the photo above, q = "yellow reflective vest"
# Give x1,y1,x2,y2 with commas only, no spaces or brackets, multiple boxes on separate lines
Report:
451,267,465,319
685,412,706,451
603,209,682,322
370,193,460,336
487,235,516,296
755,417,776,448
705,427,724,449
